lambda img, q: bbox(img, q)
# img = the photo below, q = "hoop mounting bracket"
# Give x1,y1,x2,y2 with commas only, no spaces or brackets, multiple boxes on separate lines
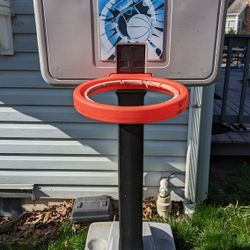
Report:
117,44,146,74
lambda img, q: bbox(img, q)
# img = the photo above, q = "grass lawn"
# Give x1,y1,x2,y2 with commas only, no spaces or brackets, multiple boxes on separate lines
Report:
1,158,250,250
42,223,88,250
163,204,250,250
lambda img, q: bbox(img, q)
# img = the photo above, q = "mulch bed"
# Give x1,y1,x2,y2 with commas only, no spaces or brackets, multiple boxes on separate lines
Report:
0,201,76,246
0,199,160,246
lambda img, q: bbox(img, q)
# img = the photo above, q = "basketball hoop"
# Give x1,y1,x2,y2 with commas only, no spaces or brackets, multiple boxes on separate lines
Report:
73,74,189,124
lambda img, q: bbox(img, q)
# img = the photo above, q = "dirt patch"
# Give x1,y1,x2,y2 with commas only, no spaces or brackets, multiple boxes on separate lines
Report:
0,201,76,246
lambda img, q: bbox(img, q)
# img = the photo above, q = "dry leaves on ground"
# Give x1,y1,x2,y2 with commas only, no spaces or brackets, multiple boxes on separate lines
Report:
143,198,158,220
0,217,11,226
0,200,74,246
143,199,183,219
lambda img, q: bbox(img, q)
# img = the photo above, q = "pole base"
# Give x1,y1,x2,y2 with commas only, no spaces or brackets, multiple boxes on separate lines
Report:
85,222,176,250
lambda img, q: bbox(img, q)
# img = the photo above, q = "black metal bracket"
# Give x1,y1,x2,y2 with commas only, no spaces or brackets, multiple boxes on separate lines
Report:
116,44,145,74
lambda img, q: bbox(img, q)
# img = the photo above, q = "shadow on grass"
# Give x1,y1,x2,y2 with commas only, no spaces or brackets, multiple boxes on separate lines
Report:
207,157,250,205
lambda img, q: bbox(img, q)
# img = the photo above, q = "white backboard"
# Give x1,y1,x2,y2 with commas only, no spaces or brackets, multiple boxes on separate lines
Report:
33,0,227,86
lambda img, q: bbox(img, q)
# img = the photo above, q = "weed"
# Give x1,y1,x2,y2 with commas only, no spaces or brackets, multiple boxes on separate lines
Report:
44,222,88,250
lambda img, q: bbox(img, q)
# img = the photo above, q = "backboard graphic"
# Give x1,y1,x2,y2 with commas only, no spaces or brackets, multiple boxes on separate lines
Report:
98,0,166,61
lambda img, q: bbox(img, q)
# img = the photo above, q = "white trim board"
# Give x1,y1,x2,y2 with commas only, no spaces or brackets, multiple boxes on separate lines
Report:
0,0,13,55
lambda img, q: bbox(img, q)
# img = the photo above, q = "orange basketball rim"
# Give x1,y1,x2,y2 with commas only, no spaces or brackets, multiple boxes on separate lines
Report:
73,74,189,124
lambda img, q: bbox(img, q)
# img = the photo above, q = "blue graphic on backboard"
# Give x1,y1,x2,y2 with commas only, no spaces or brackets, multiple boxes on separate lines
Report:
98,0,166,61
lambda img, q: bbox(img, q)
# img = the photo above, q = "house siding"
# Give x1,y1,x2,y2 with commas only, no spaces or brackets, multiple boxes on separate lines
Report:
0,0,189,199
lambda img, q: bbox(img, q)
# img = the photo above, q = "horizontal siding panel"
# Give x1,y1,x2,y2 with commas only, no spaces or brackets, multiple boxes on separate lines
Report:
14,34,38,53
12,15,36,34
0,88,184,106
37,186,120,199
0,123,115,139
0,124,188,141
0,89,122,106
0,72,47,88
0,171,118,185
0,88,74,105
13,0,34,15
35,186,184,199
86,141,182,155
0,107,189,124
146,125,187,140
0,140,187,156
144,156,185,172
144,172,185,187
0,156,117,171
0,139,118,155
0,171,185,187
0,53,39,71
0,106,95,123
0,156,185,172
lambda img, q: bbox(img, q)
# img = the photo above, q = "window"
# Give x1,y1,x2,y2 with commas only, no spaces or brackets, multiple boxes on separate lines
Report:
228,20,236,29
0,0,14,55
225,18,236,34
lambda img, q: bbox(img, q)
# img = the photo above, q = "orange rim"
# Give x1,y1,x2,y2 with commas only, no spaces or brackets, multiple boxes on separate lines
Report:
73,74,189,124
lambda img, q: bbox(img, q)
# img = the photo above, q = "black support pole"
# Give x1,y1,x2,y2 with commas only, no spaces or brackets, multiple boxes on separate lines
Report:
116,45,146,250
117,92,145,250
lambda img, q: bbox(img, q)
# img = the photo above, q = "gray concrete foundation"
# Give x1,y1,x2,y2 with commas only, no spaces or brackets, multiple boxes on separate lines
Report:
85,221,176,250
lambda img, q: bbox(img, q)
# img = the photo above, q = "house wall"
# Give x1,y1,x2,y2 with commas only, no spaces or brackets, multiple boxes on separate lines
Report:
0,0,189,199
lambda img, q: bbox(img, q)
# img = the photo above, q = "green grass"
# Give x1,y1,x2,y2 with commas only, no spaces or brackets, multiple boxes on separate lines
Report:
44,222,88,250
161,204,250,250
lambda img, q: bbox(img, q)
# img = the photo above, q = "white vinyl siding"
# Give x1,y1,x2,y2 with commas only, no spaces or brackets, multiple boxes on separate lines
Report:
0,0,189,200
